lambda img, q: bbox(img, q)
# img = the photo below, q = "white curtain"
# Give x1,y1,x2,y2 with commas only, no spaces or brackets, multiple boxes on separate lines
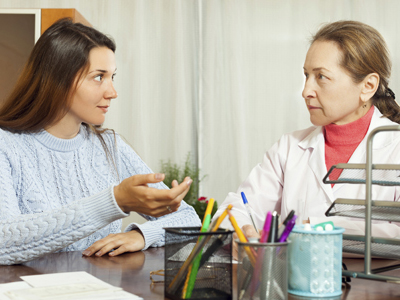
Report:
1,0,400,227
104,0,200,170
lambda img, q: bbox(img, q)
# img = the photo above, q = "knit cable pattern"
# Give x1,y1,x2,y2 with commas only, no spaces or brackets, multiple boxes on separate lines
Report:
0,126,201,265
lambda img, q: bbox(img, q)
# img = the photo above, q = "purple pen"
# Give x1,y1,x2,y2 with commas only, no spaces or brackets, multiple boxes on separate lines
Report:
250,211,274,298
278,215,297,242
260,211,272,243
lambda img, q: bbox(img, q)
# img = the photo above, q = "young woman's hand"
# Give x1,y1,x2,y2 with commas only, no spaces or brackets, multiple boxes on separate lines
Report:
82,230,145,257
82,248,145,269
114,173,192,217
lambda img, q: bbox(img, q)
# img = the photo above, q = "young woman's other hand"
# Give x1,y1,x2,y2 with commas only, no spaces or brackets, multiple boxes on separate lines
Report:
114,173,192,217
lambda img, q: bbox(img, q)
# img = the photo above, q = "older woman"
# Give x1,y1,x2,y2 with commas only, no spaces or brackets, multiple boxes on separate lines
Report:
214,20,400,250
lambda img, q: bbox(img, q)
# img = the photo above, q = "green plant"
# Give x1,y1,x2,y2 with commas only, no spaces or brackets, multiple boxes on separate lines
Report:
160,152,217,220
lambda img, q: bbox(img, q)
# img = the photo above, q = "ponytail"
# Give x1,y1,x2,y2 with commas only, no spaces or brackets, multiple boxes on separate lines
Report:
373,88,400,124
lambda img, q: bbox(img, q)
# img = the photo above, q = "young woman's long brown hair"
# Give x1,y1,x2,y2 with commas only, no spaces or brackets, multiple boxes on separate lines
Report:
0,18,118,171
312,20,400,124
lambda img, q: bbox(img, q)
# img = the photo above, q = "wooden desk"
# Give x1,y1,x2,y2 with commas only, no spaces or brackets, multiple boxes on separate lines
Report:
0,249,399,299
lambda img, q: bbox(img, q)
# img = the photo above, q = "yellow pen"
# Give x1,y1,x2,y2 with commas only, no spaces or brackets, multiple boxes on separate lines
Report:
181,265,192,297
203,198,215,223
211,204,233,232
228,211,257,266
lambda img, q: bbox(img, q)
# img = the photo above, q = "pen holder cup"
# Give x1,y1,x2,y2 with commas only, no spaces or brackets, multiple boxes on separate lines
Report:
164,227,233,300
288,225,345,297
237,241,289,300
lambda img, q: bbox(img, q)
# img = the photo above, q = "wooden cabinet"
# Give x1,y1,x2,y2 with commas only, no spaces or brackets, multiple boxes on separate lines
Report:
0,8,90,103
41,9,90,34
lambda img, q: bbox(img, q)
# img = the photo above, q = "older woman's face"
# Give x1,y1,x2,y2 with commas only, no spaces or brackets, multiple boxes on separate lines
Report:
302,40,365,126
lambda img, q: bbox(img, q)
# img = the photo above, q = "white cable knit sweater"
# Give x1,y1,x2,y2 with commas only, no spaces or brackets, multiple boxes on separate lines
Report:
0,126,201,265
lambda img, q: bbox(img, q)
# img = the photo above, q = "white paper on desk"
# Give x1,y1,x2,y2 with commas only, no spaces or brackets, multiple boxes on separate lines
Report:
0,282,30,300
1,272,143,300
5,285,139,300
20,271,114,288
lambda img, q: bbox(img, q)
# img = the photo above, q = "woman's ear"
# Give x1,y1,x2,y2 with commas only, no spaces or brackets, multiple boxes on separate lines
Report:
360,73,379,102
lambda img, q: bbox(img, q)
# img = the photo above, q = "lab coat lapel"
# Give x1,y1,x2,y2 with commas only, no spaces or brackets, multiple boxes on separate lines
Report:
299,127,336,203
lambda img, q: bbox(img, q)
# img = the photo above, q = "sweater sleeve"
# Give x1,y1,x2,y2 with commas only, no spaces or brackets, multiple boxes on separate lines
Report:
114,135,201,248
0,184,128,265
124,199,201,249
0,141,129,265
0,130,131,265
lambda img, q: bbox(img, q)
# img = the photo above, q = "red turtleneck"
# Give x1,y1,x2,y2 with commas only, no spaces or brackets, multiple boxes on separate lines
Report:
324,106,374,182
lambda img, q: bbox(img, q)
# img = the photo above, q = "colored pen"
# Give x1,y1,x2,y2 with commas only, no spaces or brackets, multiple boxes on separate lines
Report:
210,204,233,231
227,211,257,266
275,215,297,259
199,232,227,268
241,192,259,233
259,212,279,300
278,210,295,237
267,211,278,243
184,198,215,298
202,198,215,224
250,211,275,297
278,215,297,242
239,256,253,300
280,210,294,228
168,204,231,294
260,211,272,243
168,229,210,294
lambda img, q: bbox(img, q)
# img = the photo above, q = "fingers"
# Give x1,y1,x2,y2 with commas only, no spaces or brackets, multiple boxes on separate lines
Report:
139,177,191,217
110,231,145,256
82,231,145,257
82,235,113,257
114,174,166,212
115,174,192,217
149,200,182,217
108,244,128,257
82,233,122,257
232,225,260,261
130,173,166,186
156,176,192,200
242,224,261,239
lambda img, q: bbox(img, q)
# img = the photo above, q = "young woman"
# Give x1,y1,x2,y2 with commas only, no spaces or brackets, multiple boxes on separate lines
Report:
0,18,201,265
214,20,400,248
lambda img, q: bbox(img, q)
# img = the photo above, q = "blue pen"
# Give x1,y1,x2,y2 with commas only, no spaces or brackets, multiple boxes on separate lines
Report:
241,192,259,233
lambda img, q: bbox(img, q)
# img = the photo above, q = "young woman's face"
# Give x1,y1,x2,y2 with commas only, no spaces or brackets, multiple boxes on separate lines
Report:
302,40,365,126
68,47,117,127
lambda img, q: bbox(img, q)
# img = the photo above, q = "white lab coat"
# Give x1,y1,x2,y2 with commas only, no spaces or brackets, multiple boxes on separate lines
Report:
215,107,400,238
